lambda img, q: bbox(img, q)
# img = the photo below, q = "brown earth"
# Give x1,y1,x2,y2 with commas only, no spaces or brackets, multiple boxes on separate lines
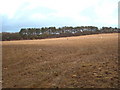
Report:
2,33,119,88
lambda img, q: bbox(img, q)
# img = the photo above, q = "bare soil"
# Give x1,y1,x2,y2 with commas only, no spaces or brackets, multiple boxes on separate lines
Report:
2,33,119,88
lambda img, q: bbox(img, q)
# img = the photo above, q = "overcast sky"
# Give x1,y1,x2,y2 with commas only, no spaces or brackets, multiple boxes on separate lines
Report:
0,0,119,32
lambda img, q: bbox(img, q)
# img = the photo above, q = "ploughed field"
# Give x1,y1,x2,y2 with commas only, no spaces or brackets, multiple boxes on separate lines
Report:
2,33,119,88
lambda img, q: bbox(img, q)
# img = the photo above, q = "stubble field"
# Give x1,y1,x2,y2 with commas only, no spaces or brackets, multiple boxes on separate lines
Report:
2,33,119,88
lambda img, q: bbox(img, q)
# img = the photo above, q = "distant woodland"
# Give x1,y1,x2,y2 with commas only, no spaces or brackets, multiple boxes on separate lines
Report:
1,26,120,41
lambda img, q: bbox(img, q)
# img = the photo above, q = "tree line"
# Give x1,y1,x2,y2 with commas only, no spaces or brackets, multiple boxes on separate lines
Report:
2,26,120,41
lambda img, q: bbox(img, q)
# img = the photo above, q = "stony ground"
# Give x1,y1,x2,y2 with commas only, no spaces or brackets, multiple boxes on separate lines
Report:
2,33,119,88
